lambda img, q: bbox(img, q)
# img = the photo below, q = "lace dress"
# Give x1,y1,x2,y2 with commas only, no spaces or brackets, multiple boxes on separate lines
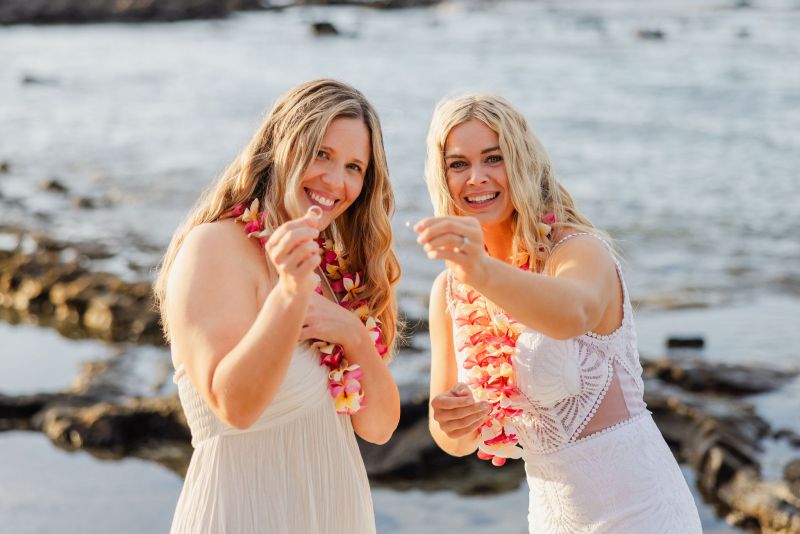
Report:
447,233,701,534
169,345,376,534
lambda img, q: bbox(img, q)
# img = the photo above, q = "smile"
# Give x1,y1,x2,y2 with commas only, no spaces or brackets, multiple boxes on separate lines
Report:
305,188,339,210
465,192,500,205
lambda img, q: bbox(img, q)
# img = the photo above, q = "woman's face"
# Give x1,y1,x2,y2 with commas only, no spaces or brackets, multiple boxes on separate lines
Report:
298,117,370,229
444,119,514,226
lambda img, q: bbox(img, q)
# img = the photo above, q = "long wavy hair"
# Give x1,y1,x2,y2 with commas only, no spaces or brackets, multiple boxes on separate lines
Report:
425,93,607,273
154,79,401,357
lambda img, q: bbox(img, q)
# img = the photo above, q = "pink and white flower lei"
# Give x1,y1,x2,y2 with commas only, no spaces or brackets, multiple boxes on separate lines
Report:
452,282,525,466
450,211,558,467
224,199,387,415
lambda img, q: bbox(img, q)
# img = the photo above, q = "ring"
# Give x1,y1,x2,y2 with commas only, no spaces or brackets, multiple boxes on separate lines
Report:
454,235,469,253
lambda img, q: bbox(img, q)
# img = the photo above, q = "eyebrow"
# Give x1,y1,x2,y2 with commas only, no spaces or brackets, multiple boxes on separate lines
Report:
320,145,367,167
444,146,501,159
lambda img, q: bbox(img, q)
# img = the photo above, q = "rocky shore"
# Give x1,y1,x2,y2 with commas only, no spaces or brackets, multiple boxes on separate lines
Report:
2,228,800,532
0,0,439,25
0,228,162,345
2,355,799,531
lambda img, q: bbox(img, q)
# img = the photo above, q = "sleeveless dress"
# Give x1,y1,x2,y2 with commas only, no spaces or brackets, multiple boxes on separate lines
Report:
169,345,376,534
446,233,701,534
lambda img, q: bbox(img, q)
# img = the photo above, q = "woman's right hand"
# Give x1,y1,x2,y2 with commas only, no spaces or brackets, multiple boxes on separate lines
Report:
430,382,490,439
265,209,322,296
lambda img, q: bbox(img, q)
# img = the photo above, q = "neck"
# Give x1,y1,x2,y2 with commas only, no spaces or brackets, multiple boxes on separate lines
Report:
482,220,515,264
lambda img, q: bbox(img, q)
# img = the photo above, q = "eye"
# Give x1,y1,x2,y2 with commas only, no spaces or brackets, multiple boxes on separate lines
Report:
448,160,467,169
486,154,503,164
346,162,363,174
317,150,329,160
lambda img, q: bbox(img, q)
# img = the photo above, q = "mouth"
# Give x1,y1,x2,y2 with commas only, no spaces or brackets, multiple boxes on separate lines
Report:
305,188,339,211
464,191,500,207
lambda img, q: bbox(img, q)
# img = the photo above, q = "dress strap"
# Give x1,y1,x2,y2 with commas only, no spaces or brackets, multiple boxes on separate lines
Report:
444,270,456,315
551,232,608,252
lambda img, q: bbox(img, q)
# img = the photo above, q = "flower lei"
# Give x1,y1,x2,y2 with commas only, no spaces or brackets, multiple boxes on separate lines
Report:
225,199,387,415
450,211,558,467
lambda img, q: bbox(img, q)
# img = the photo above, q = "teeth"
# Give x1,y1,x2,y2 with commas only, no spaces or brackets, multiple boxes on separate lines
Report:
467,193,498,203
308,190,335,207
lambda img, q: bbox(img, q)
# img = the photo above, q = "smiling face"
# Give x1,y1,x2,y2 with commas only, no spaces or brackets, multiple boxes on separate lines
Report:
444,119,515,227
298,117,371,229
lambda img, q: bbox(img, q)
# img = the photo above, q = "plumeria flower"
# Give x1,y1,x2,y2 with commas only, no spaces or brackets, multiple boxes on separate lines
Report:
329,364,365,414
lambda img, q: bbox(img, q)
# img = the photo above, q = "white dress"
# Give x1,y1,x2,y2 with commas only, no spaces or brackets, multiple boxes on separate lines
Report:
447,233,702,534
169,345,376,534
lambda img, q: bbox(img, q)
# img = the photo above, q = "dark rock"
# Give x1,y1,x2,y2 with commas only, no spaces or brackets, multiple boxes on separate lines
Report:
646,381,800,531
0,160,9,173
71,196,96,209
637,28,666,40
666,335,704,349
38,178,69,194
786,459,800,499
0,242,163,344
21,74,59,86
642,358,798,395
0,0,233,25
312,22,339,36
358,395,525,494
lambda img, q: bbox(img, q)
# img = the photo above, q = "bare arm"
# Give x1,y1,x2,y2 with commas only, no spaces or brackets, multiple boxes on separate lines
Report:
416,217,619,340
428,271,490,456
166,214,321,429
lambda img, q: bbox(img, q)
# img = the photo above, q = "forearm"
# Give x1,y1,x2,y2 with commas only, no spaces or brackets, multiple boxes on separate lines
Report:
210,283,310,428
472,257,595,339
346,329,400,444
428,415,480,457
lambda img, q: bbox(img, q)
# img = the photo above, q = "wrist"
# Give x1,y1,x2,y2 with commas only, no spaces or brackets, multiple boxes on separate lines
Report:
274,278,313,305
343,325,373,361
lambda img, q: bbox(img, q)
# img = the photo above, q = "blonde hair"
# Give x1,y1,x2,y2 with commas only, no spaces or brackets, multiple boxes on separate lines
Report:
425,93,606,273
154,79,401,357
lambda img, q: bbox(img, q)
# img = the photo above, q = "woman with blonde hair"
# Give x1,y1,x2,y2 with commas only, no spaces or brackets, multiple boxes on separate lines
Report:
415,93,701,533
154,79,401,533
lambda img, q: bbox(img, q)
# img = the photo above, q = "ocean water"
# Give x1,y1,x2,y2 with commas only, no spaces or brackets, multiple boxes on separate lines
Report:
1,0,799,531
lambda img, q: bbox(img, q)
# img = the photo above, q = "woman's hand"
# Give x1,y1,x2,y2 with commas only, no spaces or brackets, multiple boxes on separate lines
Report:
430,382,490,440
414,216,490,287
265,209,322,296
299,292,365,349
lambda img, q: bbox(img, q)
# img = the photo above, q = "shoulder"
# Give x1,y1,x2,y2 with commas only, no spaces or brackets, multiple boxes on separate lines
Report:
545,231,616,276
169,220,267,294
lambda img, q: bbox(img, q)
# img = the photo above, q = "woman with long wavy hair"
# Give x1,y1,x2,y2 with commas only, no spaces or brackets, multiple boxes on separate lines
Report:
154,79,401,533
415,93,701,533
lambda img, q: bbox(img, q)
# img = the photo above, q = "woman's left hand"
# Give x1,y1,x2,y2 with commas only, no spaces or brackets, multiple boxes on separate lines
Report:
299,292,365,348
415,216,489,287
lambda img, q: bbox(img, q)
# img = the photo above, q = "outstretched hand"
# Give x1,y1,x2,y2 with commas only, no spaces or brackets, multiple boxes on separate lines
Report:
414,216,490,287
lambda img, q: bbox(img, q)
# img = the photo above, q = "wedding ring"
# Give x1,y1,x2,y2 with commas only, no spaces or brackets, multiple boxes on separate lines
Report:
454,234,469,253
307,205,323,219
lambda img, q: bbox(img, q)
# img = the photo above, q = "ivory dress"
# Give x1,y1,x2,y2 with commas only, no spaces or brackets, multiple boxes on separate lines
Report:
169,345,376,533
447,233,702,534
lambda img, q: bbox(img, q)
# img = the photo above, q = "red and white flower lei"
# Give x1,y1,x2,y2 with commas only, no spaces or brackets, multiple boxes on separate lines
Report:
225,199,387,415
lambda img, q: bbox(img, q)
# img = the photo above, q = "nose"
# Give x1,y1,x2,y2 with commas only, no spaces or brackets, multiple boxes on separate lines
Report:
320,164,346,189
467,165,489,186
